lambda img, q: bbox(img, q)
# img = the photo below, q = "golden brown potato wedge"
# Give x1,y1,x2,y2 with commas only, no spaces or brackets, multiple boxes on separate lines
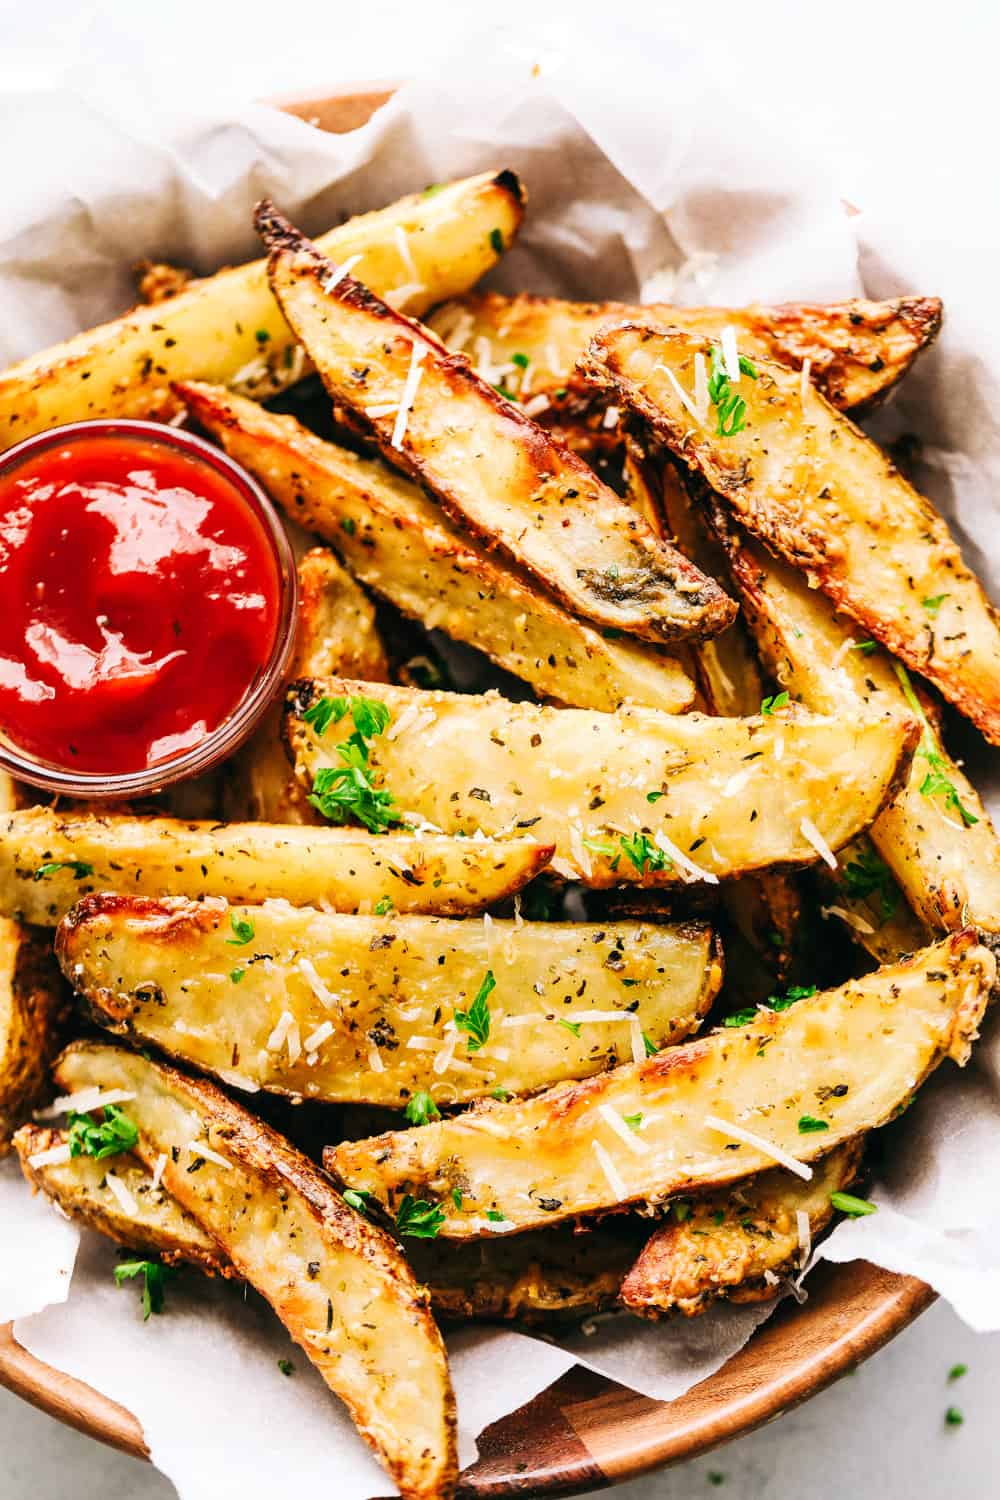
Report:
429,292,943,416
225,546,389,823
17,1123,640,1323
0,806,552,925
0,924,67,1153
287,678,917,888
56,895,720,1105
53,1041,458,1500
709,505,1000,944
0,171,524,449
179,382,695,713
16,1124,233,1277
618,1141,863,1318
583,326,1000,744
255,203,735,645
326,932,991,1238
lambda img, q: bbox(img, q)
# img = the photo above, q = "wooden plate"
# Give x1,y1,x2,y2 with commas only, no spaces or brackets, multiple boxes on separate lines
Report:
0,83,936,1493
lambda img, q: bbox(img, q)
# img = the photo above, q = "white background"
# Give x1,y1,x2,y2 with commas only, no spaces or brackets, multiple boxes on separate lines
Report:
1,0,999,1494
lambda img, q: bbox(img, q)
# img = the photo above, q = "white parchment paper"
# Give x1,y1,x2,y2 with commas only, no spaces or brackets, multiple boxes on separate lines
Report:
0,16,997,1496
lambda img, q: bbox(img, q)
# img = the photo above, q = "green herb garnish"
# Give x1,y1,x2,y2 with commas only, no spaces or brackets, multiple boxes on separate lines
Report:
723,984,816,1027
489,228,505,254
485,1209,506,1222
624,1112,643,1132
32,860,93,882
374,896,394,916
255,328,270,343
511,352,529,369
67,1105,139,1162
894,663,978,826
851,639,878,655
490,1087,512,1102
841,847,901,923
343,1188,375,1216
945,1406,964,1427
798,1115,829,1134
405,1091,441,1126
949,1363,968,1382
642,1031,658,1057
454,970,495,1052
706,344,756,437
760,691,790,716
226,913,255,946
922,593,949,617
278,1358,294,1376
395,1195,446,1238
830,1191,877,1217
307,695,402,835
229,968,246,984
618,831,672,876
114,1258,175,1320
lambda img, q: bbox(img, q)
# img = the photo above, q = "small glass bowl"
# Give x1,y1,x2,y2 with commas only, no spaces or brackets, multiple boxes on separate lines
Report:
0,418,298,799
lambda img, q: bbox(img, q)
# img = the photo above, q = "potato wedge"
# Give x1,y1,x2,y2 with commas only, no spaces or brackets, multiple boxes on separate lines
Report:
225,546,389,823
255,203,735,645
709,505,1000,943
429,292,943,415
17,1124,639,1323
57,895,720,1105
181,382,695,713
326,932,991,1238
618,1141,862,1318
52,1042,457,1500
287,677,917,888
0,923,67,1152
0,171,524,449
0,807,552,925
16,1124,232,1277
584,326,1000,744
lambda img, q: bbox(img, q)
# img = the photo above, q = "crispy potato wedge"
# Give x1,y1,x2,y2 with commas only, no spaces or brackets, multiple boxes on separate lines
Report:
0,171,524,449
619,1141,862,1318
429,292,943,415
57,895,720,1105
179,382,695,713
17,1124,639,1323
0,923,67,1153
710,506,1000,943
53,1042,457,1500
326,932,991,1238
0,807,552,925
287,677,917,888
16,1124,232,1277
225,547,389,823
255,204,735,646
584,326,1000,744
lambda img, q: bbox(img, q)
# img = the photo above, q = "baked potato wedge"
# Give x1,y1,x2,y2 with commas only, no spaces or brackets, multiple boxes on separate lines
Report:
286,678,918,888
52,1041,457,1500
0,922,67,1152
16,1124,232,1277
326,932,991,1237
710,506,1000,943
429,292,943,416
17,1123,639,1323
618,1141,862,1318
179,382,695,713
56,896,720,1105
255,203,735,645
583,326,1000,744
0,807,552,924
225,546,389,823
0,171,524,449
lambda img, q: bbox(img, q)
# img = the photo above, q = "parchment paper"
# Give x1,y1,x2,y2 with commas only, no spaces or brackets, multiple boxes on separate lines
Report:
0,16,997,1497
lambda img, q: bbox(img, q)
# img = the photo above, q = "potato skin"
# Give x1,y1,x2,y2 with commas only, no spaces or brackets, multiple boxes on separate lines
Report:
0,925,68,1153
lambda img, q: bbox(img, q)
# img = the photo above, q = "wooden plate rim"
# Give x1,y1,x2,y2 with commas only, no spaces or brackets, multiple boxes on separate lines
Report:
0,81,936,1494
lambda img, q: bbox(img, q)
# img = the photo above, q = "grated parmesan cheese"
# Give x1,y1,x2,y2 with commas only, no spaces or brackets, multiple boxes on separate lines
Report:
653,830,719,885
150,1153,168,1192
363,402,401,419
304,1020,335,1052
720,326,740,381
266,1011,301,1064
26,1142,73,1168
433,1030,458,1076
323,253,363,293
796,1208,812,1268
597,1103,650,1156
629,1015,646,1065
821,903,875,935
187,1140,233,1171
591,1139,629,1199
213,1068,260,1094
522,393,551,419
832,636,855,668
602,404,620,430
393,226,418,279
693,351,709,421
483,911,495,960
385,282,426,311
654,364,701,424
568,824,593,879
800,358,812,405
704,1114,813,1181
367,1040,385,1074
391,342,426,450
800,817,838,870
297,957,338,1012
104,1172,139,1215
35,1086,135,1120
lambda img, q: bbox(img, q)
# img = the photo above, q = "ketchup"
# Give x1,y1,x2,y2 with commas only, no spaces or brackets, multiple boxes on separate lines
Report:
0,429,282,774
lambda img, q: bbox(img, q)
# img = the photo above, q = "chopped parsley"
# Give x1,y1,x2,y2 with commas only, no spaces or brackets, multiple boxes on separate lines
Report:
851,639,878,656
646,790,666,803
255,328,270,343
894,664,978,826
558,1018,582,1037
797,1115,829,1134
227,913,255,946
278,1358,295,1376
485,1209,506,1222
511,352,530,369
642,1031,658,1057
454,969,495,1052
67,1105,139,1162
490,1087,512,1102
422,182,445,197
341,516,357,536
624,1112,644,1132
32,860,93,882
672,1200,692,1223
306,695,403,835
230,968,246,984
841,847,901,923
343,1188,375,1216
451,1187,463,1209
404,1091,441,1126
707,344,756,437
708,1473,727,1487
489,227,505,254
945,1406,964,1427
760,690,790,716
922,593,949,617
114,1258,175,1320
949,1363,968,1382
830,1191,877,1217
723,984,817,1027
395,1195,445,1238
618,831,672,876
374,896,394,916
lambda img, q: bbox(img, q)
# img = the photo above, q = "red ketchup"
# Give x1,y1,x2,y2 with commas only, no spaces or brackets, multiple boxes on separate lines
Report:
0,429,282,774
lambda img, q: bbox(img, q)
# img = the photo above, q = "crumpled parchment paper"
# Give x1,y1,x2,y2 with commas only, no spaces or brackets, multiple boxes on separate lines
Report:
0,16,997,1497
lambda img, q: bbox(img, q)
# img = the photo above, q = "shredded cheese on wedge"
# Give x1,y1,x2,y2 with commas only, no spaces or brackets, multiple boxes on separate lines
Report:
721,326,740,381
523,393,551,418
693,351,709,420
796,1208,812,1268
602,404,620,430
104,1172,139,1215
323,253,363,293
591,1138,628,1199
654,829,719,885
800,358,812,405
187,1140,233,1171
800,816,838,870
629,1015,647,1065
655,364,701,424
150,1153,167,1192
821,903,875,935
266,1011,300,1062
433,1030,459,1076
26,1141,73,1168
393,226,418,279
304,1020,335,1052
385,282,426,311
704,1115,813,1181
35,1086,135,1120
391,342,426,450
363,402,400,419
297,957,337,1011
367,1040,385,1074
598,1103,650,1156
